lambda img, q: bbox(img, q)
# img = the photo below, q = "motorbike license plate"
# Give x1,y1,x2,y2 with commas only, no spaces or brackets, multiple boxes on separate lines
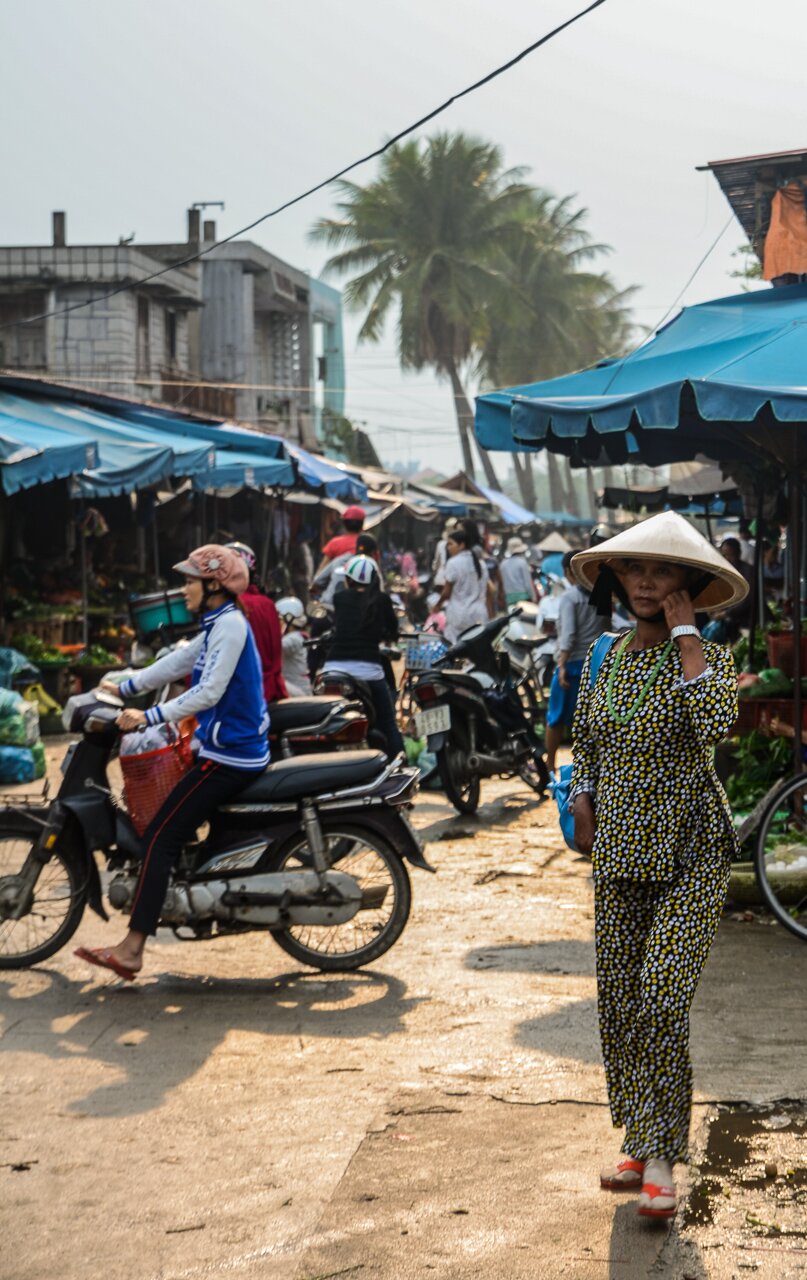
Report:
415,704,451,737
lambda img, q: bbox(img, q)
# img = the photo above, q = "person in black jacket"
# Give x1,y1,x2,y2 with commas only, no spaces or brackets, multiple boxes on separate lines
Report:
323,554,404,756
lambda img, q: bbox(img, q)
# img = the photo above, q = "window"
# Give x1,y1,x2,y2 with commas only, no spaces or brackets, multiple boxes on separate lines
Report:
136,296,150,376
165,310,177,364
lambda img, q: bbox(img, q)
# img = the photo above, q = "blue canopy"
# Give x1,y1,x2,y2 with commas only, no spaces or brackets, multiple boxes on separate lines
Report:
475,285,807,467
282,441,367,502
0,413,97,495
0,391,178,497
476,484,536,525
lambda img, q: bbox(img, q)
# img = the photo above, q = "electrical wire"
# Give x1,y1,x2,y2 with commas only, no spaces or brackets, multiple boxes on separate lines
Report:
601,213,736,393
0,0,609,334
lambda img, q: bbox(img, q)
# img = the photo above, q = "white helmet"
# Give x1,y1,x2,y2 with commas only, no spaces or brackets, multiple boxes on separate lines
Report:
345,555,378,586
276,595,306,627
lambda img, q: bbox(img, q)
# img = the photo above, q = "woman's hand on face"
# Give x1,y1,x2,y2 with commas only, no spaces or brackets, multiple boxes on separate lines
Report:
662,589,696,631
117,708,147,731
573,793,596,855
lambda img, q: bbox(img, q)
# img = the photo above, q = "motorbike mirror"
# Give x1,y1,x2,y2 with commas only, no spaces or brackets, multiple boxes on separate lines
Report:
95,689,124,708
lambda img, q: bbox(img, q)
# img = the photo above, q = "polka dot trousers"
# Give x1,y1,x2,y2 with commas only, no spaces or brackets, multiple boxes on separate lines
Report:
594,854,730,1164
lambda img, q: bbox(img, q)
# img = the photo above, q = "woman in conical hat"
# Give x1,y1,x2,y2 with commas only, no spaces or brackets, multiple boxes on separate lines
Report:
567,511,747,1221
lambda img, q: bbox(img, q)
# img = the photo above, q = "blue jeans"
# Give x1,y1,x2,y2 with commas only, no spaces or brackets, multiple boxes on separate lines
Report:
367,678,404,756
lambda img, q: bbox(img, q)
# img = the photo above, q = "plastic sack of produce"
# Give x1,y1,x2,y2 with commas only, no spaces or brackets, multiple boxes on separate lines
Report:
119,723,195,835
0,647,40,690
30,740,46,779
0,688,40,746
0,745,38,785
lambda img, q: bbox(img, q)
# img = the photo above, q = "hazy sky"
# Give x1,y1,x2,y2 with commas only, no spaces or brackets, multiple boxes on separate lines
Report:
3,0,804,473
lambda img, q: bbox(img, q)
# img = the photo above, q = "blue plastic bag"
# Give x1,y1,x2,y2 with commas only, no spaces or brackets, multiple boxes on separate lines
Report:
550,632,617,852
0,744,38,785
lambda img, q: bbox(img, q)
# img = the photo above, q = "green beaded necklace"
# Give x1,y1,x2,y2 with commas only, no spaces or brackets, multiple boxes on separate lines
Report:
605,630,674,725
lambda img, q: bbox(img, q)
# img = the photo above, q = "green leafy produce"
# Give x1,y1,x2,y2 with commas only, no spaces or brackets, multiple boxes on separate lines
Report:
725,730,792,812
80,645,118,666
744,668,793,698
732,631,768,671
10,634,69,666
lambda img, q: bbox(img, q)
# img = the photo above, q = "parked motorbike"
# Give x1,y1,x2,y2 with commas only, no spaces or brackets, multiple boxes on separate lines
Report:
412,613,550,815
311,635,402,755
495,602,556,715
0,699,433,974
267,695,369,756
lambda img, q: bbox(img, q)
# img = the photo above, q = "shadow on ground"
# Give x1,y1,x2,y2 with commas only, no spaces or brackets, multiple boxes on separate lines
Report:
0,967,419,1118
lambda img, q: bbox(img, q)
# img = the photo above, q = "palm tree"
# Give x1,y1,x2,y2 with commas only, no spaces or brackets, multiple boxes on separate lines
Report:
310,134,534,483
478,191,636,509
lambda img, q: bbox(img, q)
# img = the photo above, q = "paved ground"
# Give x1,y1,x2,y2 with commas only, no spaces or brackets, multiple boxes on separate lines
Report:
1,742,806,1279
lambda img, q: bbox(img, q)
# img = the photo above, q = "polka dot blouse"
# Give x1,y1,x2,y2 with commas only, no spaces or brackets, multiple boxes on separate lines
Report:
570,637,739,880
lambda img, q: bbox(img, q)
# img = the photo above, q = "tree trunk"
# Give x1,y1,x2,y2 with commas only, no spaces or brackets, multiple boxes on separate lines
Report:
513,453,536,511
446,360,477,480
547,452,566,513
475,438,500,488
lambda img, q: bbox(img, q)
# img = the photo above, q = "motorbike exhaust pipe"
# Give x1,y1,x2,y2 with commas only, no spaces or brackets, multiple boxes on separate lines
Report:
467,751,509,777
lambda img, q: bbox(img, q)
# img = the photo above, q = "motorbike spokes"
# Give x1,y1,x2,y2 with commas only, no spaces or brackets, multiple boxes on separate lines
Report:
0,832,87,968
269,828,411,971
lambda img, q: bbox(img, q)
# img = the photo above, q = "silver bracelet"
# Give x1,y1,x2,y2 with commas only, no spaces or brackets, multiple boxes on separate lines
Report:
670,624,700,640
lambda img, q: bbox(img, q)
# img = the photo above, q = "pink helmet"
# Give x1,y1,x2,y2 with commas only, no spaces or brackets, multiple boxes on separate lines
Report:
173,544,249,596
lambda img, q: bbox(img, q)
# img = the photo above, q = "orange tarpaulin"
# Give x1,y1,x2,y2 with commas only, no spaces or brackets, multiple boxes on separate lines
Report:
763,184,807,280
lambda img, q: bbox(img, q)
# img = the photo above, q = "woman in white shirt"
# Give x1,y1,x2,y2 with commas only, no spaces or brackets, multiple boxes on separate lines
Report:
437,527,490,643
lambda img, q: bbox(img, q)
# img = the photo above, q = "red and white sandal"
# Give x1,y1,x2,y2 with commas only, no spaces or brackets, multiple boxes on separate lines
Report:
600,1157,645,1191
637,1180,677,1219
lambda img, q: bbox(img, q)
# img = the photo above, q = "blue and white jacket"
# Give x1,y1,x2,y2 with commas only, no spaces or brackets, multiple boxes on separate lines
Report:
119,603,270,770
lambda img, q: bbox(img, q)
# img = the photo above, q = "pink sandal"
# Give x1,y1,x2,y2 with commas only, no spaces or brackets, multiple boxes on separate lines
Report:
600,1157,645,1191
637,1180,677,1219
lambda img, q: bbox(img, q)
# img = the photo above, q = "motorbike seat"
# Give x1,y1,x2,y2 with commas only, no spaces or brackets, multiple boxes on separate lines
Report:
230,749,388,805
267,696,342,734
507,635,546,650
433,668,487,691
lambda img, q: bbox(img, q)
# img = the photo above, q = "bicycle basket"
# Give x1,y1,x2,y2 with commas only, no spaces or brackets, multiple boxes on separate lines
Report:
404,634,449,671
120,726,195,835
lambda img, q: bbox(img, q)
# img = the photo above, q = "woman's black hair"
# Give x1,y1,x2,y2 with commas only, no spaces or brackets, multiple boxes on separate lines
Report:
459,517,482,549
448,526,482,578
356,532,378,557
346,563,382,626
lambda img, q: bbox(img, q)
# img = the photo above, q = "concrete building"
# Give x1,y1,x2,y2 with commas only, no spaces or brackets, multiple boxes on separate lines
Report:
0,209,346,445
0,211,203,407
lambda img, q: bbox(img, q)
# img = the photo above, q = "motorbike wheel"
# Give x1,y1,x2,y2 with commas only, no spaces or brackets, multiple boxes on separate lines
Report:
0,824,87,968
267,824,411,971
437,746,481,815
518,755,550,794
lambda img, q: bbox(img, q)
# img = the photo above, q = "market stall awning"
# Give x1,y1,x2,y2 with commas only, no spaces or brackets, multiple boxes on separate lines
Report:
282,442,367,501
0,391,179,496
476,483,539,525
191,448,298,493
0,413,97,495
475,284,807,468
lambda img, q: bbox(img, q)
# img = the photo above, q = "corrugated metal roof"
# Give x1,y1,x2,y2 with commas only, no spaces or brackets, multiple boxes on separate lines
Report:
699,148,807,259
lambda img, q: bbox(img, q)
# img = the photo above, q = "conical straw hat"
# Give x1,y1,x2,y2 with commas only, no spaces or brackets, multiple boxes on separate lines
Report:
538,531,572,553
571,510,749,610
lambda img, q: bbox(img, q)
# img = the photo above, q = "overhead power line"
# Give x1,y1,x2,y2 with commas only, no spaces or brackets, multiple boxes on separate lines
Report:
1,0,609,334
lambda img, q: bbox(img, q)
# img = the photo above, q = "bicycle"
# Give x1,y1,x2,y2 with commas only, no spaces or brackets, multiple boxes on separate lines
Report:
735,769,807,943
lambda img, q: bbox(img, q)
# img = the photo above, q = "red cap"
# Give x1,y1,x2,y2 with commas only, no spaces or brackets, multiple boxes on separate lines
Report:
343,505,366,522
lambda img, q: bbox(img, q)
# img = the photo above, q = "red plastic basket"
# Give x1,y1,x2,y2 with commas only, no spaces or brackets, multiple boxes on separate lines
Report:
120,731,195,835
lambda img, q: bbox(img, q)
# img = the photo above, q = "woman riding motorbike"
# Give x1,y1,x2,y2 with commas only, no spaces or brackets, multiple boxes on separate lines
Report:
227,540,287,702
323,555,404,756
74,544,269,980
